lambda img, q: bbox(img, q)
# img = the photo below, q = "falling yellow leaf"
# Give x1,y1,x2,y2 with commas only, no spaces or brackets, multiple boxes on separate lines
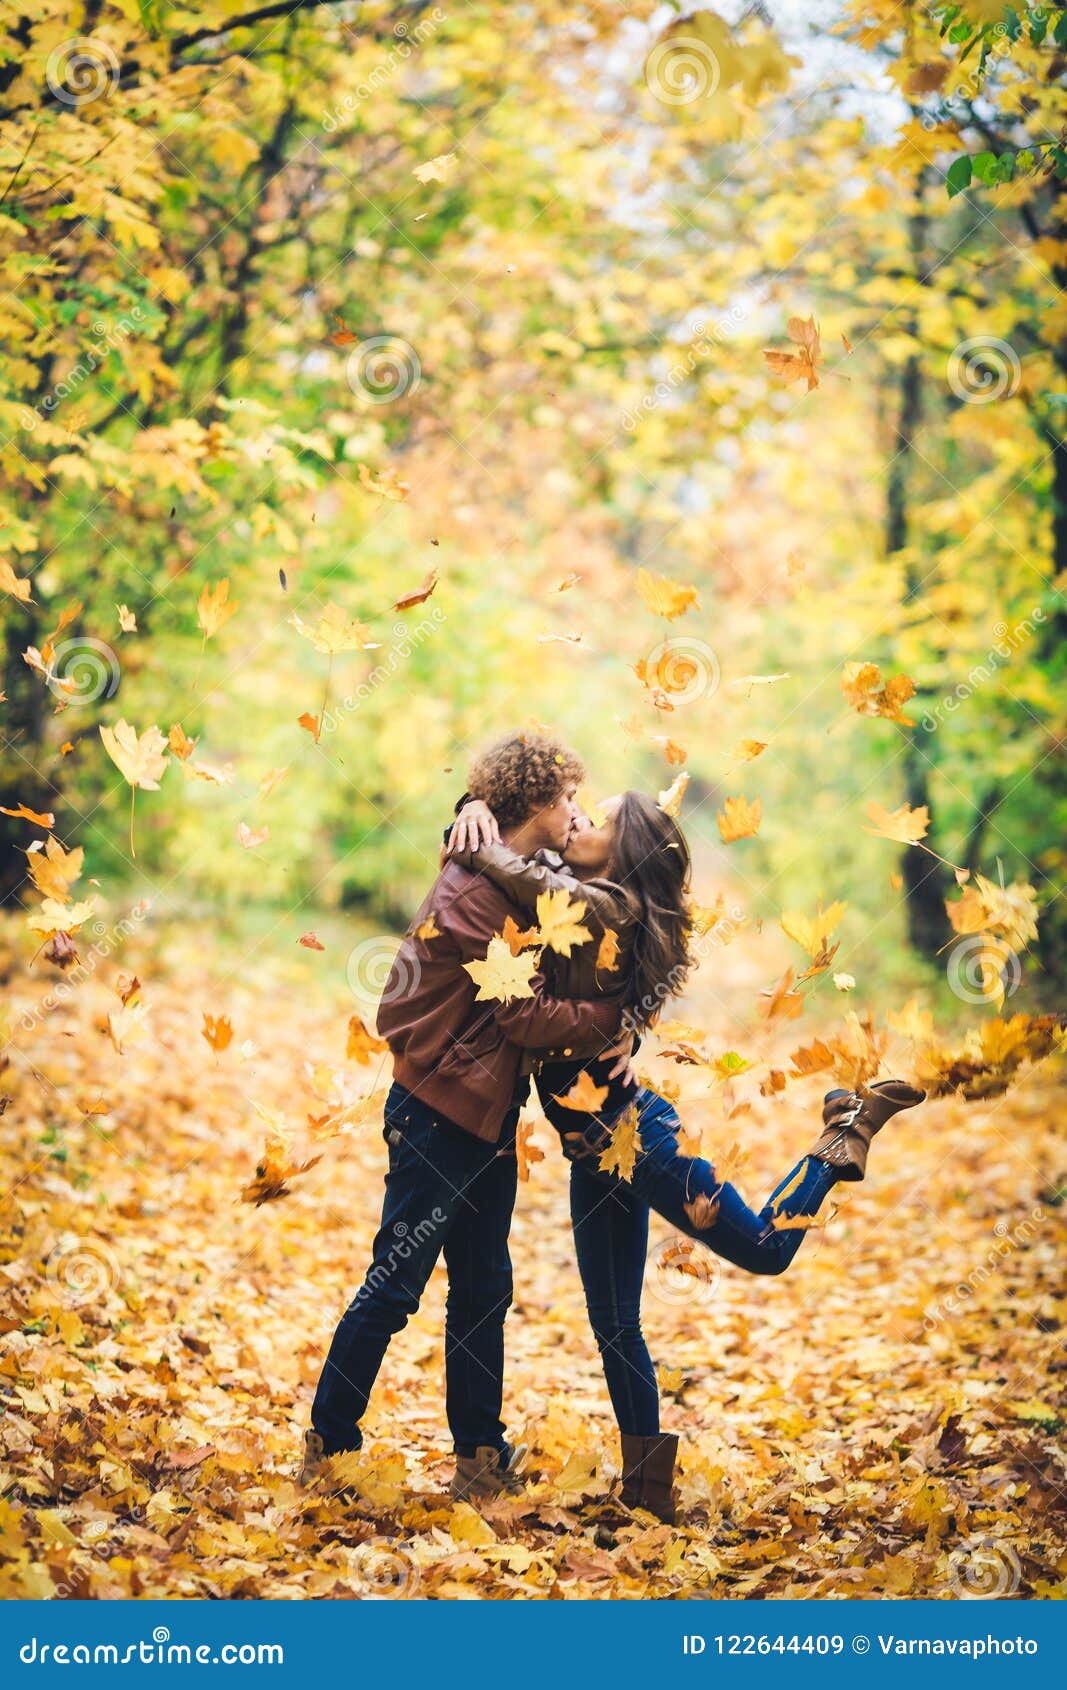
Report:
864,801,929,844
717,795,761,842
595,929,620,973
636,567,699,620
658,770,689,818
347,1015,388,1062
551,1072,609,1114
598,1104,639,1180
202,1014,233,1052
535,889,592,957
99,721,168,790
465,937,539,1003
197,578,238,640
413,151,458,184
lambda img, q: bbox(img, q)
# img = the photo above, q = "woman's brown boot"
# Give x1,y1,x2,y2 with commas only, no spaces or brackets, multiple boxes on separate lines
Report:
810,1079,926,1181
620,1432,679,1524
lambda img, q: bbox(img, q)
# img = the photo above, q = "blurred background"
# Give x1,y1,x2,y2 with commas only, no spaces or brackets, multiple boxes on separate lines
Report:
2,0,1065,1021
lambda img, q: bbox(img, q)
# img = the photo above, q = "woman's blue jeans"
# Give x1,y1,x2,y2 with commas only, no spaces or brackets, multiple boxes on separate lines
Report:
563,1086,839,1437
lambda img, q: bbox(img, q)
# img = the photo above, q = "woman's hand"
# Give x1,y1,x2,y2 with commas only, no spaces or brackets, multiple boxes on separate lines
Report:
449,798,501,854
604,1030,637,1087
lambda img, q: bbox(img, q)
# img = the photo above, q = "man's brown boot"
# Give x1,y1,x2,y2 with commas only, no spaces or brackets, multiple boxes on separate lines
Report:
620,1432,679,1524
450,1442,529,1501
810,1079,926,1181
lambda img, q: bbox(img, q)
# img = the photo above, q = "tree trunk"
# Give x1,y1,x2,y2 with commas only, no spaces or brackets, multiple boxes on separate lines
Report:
0,596,50,905
891,179,952,958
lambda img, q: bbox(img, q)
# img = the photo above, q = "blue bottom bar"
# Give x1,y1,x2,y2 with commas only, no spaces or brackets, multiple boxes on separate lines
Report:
1,1599,1062,1687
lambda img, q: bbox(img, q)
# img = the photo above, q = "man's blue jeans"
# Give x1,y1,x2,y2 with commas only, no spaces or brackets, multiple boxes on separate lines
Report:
565,1086,839,1437
311,1083,519,1457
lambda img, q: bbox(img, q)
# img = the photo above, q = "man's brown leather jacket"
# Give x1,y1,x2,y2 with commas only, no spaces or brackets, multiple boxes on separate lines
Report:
376,861,623,1143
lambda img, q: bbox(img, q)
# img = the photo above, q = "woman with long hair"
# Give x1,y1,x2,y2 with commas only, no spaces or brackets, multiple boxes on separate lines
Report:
448,790,924,1521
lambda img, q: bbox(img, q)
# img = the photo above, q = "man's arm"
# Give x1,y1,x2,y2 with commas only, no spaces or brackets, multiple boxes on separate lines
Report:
449,835,626,930
492,968,621,1052
442,873,624,1057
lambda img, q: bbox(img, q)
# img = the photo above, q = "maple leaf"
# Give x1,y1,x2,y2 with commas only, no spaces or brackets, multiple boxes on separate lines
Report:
760,967,804,1022
762,313,821,391
1,804,54,831
717,795,761,842
464,936,539,1002
413,913,442,942
168,722,197,760
595,929,620,973
658,770,689,817
201,1014,232,1052
780,899,848,958
733,738,768,761
117,603,136,632
0,559,33,602
99,720,168,789
237,822,269,850
841,661,915,724
535,889,592,957
394,570,438,610
598,1104,639,1180
26,896,97,936
289,603,378,655
347,1014,388,1063
516,1118,544,1183
636,567,699,620
241,1128,321,1206
329,312,358,345
26,837,82,901
500,914,539,954
864,801,929,844
358,462,409,501
197,578,238,640
299,932,325,951
413,151,458,183
551,1072,609,1114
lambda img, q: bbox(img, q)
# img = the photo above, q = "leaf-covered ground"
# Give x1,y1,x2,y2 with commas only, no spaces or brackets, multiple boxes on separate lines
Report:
1,911,1065,1602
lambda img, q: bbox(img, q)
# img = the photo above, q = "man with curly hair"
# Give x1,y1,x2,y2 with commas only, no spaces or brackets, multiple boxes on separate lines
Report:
301,731,628,1500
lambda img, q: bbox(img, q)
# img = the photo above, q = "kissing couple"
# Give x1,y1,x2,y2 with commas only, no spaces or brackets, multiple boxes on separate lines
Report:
301,730,925,1523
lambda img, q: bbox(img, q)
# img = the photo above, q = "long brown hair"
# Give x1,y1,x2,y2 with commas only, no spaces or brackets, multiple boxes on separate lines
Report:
609,790,694,1030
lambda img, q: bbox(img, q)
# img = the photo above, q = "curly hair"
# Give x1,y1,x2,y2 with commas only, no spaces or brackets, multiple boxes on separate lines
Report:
467,731,584,828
